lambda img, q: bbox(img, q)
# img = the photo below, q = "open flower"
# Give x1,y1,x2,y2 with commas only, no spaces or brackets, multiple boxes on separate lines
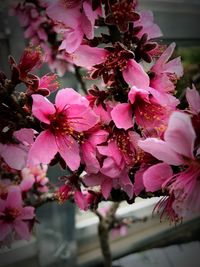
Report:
46,0,102,53
0,188,35,242
150,43,183,93
28,88,99,171
139,111,200,219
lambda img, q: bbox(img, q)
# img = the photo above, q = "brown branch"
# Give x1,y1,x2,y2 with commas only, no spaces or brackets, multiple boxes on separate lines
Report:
96,202,120,267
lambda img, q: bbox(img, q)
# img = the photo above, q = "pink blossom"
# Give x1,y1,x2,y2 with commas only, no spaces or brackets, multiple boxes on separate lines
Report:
28,88,99,171
139,111,200,218
71,45,109,69
20,165,49,193
81,129,109,174
55,182,88,211
71,44,149,87
186,84,200,115
0,188,35,242
84,169,133,200
134,10,163,40
150,43,183,93
46,0,101,53
0,128,34,170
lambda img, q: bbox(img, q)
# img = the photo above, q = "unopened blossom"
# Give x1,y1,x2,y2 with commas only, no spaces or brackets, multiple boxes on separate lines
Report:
0,188,35,242
9,46,43,85
28,88,99,171
139,111,200,219
27,73,59,96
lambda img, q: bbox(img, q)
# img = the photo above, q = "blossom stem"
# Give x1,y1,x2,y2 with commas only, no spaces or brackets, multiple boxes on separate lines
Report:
96,202,120,267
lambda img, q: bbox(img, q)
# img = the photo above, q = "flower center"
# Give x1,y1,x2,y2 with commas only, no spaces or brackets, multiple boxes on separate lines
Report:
49,112,74,136
1,207,21,223
62,0,81,8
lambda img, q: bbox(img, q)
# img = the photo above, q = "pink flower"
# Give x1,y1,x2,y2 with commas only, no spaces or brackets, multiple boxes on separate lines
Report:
46,0,101,53
186,84,200,115
20,165,49,193
55,176,88,211
150,43,183,93
134,10,163,40
110,86,175,136
0,128,34,170
71,43,149,87
139,111,200,218
28,88,99,171
81,129,109,174
0,188,35,242
84,169,133,200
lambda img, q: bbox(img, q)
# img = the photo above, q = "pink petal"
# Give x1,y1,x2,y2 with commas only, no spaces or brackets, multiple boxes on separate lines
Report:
128,86,149,104
186,85,200,114
111,103,133,130
74,191,88,211
55,88,88,111
163,57,183,78
123,59,149,88
27,130,58,166
20,176,35,191
88,130,109,146
93,104,112,125
46,2,80,28
138,138,183,165
101,158,122,178
81,12,93,39
152,43,176,71
59,27,84,53
107,141,123,167
83,173,102,186
147,87,179,108
57,135,80,171
14,220,30,240
14,128,35,145
164,112,196,159
143,163,173,192
6,189,22,209
32,94,55,124
0,222,11,241
82,142,100,173
133,167,145,196
0,144,28,170
70,45,108,68
101,178,112,199
18,207,35,220
67,104,99,131
120,173,133,199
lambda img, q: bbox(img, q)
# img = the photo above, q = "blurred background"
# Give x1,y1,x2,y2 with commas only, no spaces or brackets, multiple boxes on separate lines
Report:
0,0,200,267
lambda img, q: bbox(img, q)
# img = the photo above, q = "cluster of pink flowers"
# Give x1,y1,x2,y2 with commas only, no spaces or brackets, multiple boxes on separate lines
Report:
1,0,199,244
